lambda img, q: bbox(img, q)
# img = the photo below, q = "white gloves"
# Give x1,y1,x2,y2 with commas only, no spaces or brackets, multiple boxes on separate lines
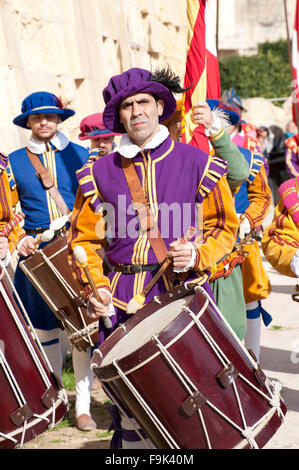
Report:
204,113,222,137
238,214,251,238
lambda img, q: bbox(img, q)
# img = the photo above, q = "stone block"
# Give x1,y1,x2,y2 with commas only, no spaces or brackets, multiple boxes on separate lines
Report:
62,25,85,78
148,16,162,54
102,36,122,79
0,1,23,67
95,0,122,39
159,0,185,27
0,124,25,154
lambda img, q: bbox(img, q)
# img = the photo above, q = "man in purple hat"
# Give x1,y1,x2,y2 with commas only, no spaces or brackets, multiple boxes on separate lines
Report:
78,112,121,160
8,91,98,432
68,66,239,448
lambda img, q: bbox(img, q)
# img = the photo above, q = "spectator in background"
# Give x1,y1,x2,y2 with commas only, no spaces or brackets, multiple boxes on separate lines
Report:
275,120,296,153
267,122,292,205
257,125,274,161
284,121,299,178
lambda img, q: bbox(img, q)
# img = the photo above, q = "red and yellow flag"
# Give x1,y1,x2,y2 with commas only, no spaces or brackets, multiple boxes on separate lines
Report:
182,0,221,152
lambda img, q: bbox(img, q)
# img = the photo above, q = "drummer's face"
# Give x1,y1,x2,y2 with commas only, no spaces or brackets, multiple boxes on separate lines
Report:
119,93,164,149
27,113,61,142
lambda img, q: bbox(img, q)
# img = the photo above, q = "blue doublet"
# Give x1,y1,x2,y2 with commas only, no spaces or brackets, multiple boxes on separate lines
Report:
234,146,264,214
9,138,89,330
8,141,88,230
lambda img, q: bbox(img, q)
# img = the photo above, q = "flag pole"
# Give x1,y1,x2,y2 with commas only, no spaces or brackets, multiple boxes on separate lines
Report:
284,0,299,130
284,0,292,71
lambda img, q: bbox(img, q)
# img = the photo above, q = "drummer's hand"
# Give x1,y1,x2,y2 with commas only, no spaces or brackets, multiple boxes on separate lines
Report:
192,101,214,129
168,240,194,270
0,236,9,259
88,290,111,319
18,236,37,257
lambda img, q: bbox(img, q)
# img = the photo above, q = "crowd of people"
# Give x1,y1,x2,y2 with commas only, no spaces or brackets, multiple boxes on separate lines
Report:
1,65,299,449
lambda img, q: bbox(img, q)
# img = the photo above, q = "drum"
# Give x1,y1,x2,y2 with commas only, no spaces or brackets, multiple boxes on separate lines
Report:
20,232,98,351
91,283,287,449
0,268,68,449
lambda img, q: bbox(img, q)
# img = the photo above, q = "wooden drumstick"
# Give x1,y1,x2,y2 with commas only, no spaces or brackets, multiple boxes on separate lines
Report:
49,213,72,232
34,229,55,249
126,226,196,314
73,245,112,329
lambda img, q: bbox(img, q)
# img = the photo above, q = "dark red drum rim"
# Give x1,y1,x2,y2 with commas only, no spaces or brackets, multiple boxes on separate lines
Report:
91,283,287,450
20,233,98,351
0,277,68,448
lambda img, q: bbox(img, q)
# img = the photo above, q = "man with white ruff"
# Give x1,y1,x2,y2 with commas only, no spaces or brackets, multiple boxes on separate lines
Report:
68,66,240,448
8,91,97,431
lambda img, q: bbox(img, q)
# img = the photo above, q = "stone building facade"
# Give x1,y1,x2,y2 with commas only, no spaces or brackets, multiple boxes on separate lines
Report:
214,0,296,58
0,0,296,153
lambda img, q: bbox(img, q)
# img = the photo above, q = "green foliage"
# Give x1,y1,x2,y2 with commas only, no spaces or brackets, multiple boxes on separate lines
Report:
270,325,283,330
62,367,76,390
62,353,76,391
53,419,72,429
219,39,291,102
96,431,113,439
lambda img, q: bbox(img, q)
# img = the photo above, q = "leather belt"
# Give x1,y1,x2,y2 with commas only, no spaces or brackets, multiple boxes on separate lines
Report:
25,227,49,235
25,224,69,236
113,263,160,274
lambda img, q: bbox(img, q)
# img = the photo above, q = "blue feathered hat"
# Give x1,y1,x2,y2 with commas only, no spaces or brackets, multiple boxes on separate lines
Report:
206,99,241,125
13,91,75,129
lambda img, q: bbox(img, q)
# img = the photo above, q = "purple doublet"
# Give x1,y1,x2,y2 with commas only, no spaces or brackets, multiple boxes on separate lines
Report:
76,136,228,343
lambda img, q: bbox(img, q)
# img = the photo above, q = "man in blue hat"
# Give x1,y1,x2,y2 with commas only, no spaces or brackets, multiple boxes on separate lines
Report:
8,91,97,431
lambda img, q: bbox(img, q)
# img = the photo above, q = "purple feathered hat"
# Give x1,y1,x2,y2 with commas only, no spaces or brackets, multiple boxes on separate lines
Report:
102,67,177,134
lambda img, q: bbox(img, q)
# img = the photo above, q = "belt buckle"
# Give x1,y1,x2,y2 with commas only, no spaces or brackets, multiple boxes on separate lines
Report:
130,265,143,274
132,193,148,206
129,265,140,274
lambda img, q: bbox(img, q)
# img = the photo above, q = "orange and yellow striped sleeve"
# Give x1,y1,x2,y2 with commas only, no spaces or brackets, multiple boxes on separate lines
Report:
193,175,239,272
68,188,110,299
244,165,271,229
262,199,299,277
0,169,24,253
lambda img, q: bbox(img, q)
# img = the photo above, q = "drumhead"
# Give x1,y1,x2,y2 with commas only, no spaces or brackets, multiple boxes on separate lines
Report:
101,295,193,366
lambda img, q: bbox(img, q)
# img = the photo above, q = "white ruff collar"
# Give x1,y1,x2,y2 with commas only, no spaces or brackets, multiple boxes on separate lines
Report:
117,125,169,159
27,130,69,154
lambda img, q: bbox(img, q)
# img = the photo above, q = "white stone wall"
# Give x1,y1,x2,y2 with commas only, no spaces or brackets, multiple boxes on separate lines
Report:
0,0,188,154
0,0,297,154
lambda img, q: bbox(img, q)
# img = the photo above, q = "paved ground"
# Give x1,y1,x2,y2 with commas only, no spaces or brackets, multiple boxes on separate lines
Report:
259,255,299,449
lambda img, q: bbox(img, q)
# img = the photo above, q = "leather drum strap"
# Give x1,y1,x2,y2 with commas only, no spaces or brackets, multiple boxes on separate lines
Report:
26,148,70,216
121,156,168,265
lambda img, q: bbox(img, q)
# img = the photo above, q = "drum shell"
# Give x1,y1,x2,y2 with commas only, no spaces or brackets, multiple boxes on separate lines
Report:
0,278,67,448
20,233,98,351
92,285,286,449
